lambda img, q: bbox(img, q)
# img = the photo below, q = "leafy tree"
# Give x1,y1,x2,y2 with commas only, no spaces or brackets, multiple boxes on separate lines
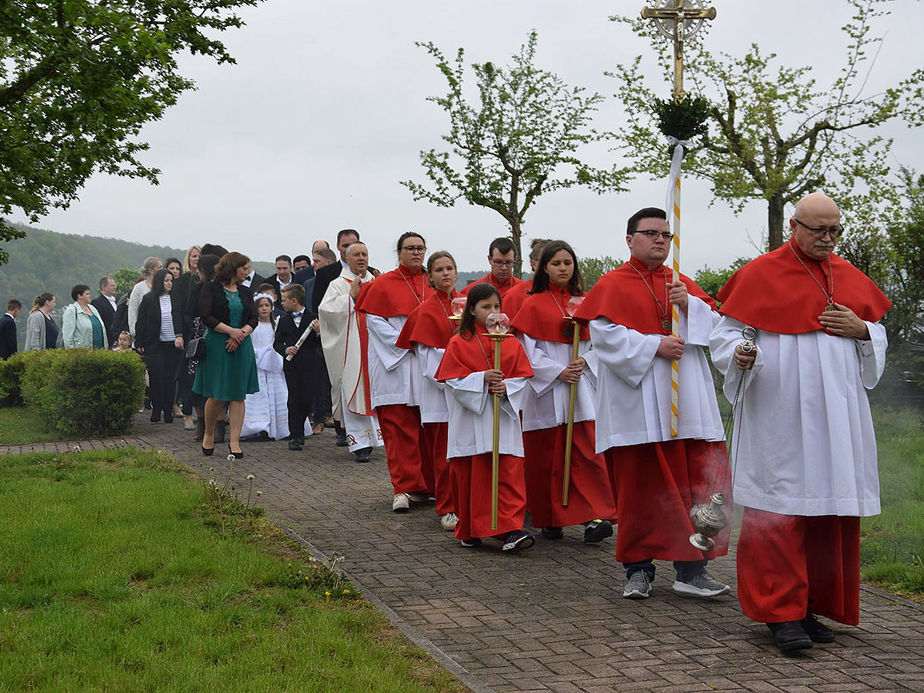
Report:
0,0,262,265
112,268,142,299
609,0,924,250
403,31,630,276
578,255,623,289
693,257,750,301
838,168,924,390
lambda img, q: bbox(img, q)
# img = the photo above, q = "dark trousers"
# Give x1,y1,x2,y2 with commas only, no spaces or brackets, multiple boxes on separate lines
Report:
309,346,333,421
146,341,183,417
284,367,313,439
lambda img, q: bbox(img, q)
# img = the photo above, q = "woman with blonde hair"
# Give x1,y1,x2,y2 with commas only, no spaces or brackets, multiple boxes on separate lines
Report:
23,293,58,351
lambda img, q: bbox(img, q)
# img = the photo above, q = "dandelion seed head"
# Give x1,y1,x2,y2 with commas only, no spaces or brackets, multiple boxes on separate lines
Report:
246,474,254,480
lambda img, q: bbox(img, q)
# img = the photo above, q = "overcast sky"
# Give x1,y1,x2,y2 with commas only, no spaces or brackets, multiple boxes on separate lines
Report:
13,0,924,275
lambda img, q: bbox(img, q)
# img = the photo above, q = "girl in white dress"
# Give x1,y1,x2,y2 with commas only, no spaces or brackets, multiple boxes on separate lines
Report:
242,293,290,440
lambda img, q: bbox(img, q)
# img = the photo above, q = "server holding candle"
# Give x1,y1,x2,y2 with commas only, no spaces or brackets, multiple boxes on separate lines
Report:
435,284,535,552
511,240,616,543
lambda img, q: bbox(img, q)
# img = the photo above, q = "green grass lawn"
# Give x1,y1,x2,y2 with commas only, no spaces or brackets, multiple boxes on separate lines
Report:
860,407,924,599
0,448,463,691
0,407,62,444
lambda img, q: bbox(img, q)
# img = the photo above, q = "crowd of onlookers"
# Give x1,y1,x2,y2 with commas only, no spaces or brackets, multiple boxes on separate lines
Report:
1,240,346,450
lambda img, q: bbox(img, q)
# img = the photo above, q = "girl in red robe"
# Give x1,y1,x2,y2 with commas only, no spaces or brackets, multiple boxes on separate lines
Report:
435,283,535,552
512,240,617,542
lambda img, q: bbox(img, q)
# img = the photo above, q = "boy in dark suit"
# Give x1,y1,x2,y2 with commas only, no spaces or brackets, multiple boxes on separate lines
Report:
273,284,315,450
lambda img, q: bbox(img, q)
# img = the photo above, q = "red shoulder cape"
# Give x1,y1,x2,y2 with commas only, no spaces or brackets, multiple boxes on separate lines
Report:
573,257,714,334
435,331,534,381
501,279,532,319
717,239,891,334
460,272,525,297
355,265,431,318
511,287,590,344
396,289,458,350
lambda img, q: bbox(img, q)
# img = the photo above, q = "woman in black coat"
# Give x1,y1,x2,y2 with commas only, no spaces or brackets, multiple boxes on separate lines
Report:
135,269,185,423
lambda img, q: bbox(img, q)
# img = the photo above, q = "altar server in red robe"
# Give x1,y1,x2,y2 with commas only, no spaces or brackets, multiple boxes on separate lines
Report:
710,192,891,652
501,237,550,320
435,283,535,552
355,232,432,512
460,237,526,298
396,251,461,531
512,240,616,542
574,207,731,601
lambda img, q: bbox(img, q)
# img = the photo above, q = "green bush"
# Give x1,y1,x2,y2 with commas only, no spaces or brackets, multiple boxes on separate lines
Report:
0,350,42,407
21,349,146,437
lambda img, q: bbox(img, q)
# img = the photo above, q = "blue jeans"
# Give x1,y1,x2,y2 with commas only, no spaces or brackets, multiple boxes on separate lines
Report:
624,559,707,583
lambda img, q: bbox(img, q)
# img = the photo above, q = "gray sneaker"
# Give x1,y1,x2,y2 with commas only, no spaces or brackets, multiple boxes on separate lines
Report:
672,570,731,598
623,571,652,599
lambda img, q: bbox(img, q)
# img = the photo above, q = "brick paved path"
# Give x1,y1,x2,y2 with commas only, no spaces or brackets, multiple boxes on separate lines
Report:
6,417,922,692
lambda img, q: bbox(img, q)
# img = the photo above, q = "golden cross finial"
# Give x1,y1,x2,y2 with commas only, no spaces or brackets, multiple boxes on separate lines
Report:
641,0,716,101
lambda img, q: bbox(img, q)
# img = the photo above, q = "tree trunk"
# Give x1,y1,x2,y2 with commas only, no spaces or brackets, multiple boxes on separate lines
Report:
510,216,523,278
767,197,786,251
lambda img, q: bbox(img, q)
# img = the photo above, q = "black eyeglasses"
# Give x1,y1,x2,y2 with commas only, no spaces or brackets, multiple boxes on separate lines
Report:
794,218,843,240
634,230,673,241
401,245,427,253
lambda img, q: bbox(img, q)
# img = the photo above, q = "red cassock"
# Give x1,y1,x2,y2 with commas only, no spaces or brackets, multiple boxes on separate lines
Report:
500,279,532,320
574,257,730,564
396,289,459,516
436,331,534,540
355,265,432,496
511,287,616,528
717,239,890,624
460,272,525,298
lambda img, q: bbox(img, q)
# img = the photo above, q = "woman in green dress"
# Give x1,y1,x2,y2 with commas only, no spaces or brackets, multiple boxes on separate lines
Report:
193,251,259,458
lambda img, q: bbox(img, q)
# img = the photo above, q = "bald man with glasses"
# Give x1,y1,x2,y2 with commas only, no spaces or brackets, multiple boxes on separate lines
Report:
710,192,891,653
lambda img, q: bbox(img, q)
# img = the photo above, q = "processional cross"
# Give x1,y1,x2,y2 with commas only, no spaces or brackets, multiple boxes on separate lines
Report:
641,0,716,101
640,1,715,436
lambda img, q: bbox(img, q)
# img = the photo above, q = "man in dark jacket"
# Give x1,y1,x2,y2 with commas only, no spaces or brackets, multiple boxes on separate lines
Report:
91,276,118,347
1,299,21,359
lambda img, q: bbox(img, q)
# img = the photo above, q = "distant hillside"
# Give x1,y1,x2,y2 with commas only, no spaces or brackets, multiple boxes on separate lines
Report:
0,223,274,346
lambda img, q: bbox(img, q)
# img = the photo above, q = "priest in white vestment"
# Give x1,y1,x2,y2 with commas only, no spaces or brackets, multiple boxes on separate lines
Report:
710,192,891,653
318,242,382,462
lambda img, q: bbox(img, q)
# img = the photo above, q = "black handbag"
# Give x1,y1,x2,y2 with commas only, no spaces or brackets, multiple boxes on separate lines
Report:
185,336,206,360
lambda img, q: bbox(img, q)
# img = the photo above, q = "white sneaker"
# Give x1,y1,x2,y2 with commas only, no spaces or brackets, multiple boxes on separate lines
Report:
392,493,410,512
440,513,459,531
408,492,430,504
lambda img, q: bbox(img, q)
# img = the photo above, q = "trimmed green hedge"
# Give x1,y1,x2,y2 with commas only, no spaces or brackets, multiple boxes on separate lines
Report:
18,349,146,437
0,351,42,407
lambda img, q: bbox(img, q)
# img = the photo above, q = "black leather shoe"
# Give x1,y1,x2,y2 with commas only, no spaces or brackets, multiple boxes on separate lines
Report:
335,433,348,447
354,447,372,462
801,613,835,643
163,412,174,424
201,446,214,457
767,621,813,652
228,446,243,459
288,438,303,451
150,412,161,423
541,526,564,540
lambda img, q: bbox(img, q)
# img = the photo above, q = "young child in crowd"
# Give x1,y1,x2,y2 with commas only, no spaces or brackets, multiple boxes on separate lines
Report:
242,293,290,441
435,283,535,553
273,284,315,450
112,331,133,352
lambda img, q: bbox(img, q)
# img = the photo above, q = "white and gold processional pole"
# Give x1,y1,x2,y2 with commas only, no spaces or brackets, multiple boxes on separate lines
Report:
640,0,715,436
